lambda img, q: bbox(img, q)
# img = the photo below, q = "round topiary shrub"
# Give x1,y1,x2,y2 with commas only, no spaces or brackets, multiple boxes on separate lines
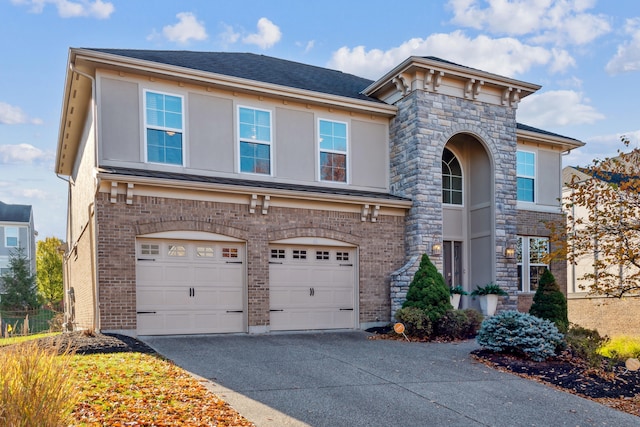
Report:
402,254,451,323
476,310,564,362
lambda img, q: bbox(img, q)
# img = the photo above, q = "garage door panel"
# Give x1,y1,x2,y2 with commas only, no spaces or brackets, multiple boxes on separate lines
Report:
269,245,356,331
136,239,245,335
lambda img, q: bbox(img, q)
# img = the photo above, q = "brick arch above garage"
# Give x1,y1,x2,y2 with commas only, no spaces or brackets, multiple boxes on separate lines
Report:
268,227,361,246
135,219,250,241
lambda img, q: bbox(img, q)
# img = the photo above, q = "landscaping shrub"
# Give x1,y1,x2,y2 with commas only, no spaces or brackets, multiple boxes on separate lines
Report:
565,325,610,368
476,310,564,362
0,341,77,426
402,254,451,323
529,268,568,332
460,308,484,337
394,307,432,338
597,336,640,360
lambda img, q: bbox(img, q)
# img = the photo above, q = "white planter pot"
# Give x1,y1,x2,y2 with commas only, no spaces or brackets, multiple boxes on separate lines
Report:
479,294,499,316
450,294,461,309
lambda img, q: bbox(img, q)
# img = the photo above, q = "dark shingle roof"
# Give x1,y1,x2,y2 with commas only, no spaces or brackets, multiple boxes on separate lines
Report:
100,166,411,203
87,48,380,103
0,201,31,223
516,123,580,142
86,49,577,143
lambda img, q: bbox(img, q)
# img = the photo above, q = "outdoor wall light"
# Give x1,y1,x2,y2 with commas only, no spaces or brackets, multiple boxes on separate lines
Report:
504,246,516,259
431,243,442,256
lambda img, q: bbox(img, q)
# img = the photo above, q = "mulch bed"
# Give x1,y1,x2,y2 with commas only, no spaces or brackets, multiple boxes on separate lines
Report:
33,331,157,355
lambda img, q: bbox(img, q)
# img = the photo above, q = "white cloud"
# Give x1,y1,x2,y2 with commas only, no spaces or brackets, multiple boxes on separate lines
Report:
605,18,640,75
0,144,51,165
0,102,42,125
328,31,558,80
11,0,114,19
161,12,208,44
448,0,610,45
518,90,605,128
563,130,640,167
219,23,240,46
242,18,282,49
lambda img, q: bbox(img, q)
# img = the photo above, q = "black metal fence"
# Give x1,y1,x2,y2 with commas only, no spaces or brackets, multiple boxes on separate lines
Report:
0,308,63,337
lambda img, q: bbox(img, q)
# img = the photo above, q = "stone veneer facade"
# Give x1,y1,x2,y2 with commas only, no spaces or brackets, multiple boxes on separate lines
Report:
92,192,406,332
388,89,520,316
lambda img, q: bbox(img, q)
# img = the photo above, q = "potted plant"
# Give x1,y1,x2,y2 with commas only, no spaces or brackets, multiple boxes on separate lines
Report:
449,285,468,309
470,283,507,316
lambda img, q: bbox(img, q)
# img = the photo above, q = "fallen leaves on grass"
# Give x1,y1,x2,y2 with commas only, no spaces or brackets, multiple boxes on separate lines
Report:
70,352,253,426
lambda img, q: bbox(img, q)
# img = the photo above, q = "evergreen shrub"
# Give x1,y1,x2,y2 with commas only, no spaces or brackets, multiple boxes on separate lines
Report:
476,310,564,361
402,254,451,323
434,309,483,340
529,268,569,332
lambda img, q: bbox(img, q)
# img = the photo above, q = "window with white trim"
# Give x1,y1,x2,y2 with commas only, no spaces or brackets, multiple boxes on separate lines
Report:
319,119,347,183
239,107,272,174
144,90,184,165
442,148,463,205
5,227,18,248
517,150,535,202
517,236,549,292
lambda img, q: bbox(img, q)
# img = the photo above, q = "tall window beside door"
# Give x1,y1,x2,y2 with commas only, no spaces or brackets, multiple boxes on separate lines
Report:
517,236,548,292
442,148,463,205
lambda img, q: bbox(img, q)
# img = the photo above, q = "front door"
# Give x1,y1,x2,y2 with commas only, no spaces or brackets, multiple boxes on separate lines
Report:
443,241,463,288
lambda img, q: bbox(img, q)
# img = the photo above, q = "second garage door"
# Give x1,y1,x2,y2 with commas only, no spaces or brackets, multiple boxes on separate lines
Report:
269,245,356,331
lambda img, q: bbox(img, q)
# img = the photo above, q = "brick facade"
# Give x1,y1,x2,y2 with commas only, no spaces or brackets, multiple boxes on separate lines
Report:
94,192,406,333
568,296,640,337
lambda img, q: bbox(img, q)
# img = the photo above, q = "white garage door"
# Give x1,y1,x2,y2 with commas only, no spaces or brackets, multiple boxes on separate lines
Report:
136,239,245,335
269,245,356,331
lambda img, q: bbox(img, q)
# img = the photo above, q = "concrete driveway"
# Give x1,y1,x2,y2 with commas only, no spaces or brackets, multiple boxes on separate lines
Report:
142,331,639,427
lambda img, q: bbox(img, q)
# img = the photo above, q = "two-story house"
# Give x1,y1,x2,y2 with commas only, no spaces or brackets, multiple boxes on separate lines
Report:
55,48,583,336
0,201,36,277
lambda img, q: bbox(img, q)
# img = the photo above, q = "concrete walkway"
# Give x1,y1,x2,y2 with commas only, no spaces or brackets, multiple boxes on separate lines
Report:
142,331,639,427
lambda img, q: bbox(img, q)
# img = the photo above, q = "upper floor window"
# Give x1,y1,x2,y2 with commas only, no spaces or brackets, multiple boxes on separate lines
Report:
517,150,535,202
144,90,184,166
5,227,18,248
517,236,548,292
319,119,347,183
442,148,463,205
239,107,272,175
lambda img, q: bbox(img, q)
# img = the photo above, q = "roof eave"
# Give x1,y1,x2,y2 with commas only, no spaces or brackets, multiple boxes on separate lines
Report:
517,128,585,151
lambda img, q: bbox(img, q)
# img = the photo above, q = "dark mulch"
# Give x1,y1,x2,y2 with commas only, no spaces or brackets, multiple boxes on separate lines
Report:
33,331,157,355
471,349,640,399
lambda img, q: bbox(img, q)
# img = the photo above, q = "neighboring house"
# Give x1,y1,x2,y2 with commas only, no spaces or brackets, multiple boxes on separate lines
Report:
563,165,640,336
0,201,36,278
54,48,583,336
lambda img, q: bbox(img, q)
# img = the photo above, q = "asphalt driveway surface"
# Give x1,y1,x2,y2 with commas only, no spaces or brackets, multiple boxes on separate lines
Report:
142,331,639,427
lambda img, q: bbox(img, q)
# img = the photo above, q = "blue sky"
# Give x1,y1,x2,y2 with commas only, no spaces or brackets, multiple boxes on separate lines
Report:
1,0,639,240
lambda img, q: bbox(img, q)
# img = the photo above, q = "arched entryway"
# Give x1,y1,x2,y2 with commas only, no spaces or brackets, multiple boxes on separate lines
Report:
442,133,494,309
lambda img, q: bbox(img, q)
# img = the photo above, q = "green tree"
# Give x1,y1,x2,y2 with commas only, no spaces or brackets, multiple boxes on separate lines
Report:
36,237,64,306
402,253,451,322
0,247,39,310
529,268,568,332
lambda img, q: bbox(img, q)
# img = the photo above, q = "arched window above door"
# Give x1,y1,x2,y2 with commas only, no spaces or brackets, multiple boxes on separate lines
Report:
442,148,463,205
